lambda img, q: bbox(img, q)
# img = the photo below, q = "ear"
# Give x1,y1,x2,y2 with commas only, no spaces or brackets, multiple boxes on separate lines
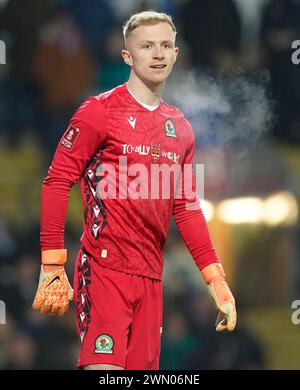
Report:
173,47,179,64
121,49,133,66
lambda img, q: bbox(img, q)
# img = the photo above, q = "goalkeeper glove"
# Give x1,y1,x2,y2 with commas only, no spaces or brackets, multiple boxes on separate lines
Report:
32,249,74,316
201,263,237,332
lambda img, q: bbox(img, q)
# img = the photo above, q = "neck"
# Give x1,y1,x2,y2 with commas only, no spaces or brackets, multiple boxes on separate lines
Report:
127,72,165,106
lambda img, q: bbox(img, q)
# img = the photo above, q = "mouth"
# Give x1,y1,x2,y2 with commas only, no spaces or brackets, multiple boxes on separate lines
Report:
150,64,167,69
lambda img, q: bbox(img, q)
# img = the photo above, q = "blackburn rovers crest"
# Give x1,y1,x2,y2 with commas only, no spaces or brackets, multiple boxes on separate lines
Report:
95,334,114,354
164,119,176,138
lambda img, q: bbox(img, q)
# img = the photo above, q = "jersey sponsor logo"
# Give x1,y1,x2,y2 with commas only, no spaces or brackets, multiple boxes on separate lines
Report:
161,150,180,163
164,119,176,137
122,143,180,163
95,334,114,354
122,144,150,156
127,116,136,129
61,126,80,150
151,144,161,162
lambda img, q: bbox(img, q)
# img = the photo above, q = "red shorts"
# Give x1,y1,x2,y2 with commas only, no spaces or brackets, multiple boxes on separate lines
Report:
73,247,163,369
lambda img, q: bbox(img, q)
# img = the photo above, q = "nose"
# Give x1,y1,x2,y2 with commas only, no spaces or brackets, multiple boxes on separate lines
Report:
153,45,164,60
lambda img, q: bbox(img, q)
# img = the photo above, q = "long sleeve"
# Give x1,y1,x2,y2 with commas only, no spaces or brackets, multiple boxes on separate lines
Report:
40,98,106,251
172,127,219,271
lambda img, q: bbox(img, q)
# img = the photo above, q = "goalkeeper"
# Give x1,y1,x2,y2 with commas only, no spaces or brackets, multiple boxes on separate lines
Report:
33,10,237,370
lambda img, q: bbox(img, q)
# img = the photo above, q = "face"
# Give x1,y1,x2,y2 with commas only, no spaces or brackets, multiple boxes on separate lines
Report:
122,22,179,86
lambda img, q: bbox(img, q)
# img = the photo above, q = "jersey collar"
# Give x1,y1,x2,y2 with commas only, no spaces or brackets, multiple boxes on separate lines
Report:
124,83,162,112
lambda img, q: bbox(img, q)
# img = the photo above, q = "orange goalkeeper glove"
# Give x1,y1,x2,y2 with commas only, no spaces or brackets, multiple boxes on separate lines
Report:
32,249,74,316
201,263,237,332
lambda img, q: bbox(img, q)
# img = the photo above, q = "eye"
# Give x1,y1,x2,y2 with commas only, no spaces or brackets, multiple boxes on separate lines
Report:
142,44,151,49
163,43,172,49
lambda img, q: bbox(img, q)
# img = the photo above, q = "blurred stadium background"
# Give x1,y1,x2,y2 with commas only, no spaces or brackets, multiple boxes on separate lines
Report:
0,0,300,370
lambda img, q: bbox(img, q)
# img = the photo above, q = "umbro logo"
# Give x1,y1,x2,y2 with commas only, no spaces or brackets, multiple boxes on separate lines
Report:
127,116,136,129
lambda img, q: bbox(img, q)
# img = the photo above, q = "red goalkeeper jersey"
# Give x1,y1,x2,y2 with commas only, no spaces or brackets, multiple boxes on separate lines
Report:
40,83,218,280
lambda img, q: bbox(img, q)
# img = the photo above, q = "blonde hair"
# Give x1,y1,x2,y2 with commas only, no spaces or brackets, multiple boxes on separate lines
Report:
123,10,176,43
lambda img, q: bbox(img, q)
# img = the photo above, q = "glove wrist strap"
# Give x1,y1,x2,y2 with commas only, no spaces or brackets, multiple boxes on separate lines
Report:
41,249,67,265
201,263,225,285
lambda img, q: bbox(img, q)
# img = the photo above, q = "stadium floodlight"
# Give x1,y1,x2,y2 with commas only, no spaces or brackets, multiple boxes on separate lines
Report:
217,197,264,224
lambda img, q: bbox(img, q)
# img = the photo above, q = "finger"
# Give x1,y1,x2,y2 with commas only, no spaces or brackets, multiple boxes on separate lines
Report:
57,297,69,316
32,295,43,311
219,302,237,332
215,312,227,332
226,304,237,331
68,288,74,301
40,300,52,315
216,323,227,332
58,305,68,316
49,300,61,316
64,274,74,300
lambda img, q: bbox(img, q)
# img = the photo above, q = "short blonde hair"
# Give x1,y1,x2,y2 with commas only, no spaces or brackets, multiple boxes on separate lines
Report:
123,10,176,42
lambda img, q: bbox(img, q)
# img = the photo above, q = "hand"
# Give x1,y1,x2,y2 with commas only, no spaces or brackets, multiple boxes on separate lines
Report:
208,276,237,332
33,249,73,316
201,263,237,332
33,265,73,316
